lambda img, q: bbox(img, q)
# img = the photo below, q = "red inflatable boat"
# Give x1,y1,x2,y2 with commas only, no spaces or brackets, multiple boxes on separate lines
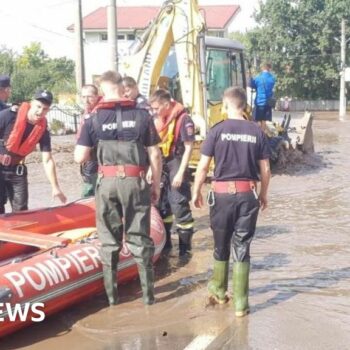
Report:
0,200,165,338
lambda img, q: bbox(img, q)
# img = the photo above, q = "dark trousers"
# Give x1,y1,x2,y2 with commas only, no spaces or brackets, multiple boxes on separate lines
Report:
253,105,272,121
159,157,193,227
0,165,28,214
95,176,155,270
80,160,98,197
210,191,260,262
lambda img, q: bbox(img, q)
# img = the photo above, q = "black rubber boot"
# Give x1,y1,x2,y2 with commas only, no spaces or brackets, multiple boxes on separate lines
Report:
163,222,173,251
102,265,118,306
178,228,193,256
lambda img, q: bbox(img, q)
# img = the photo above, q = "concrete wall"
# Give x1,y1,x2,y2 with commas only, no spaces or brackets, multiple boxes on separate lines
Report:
277,99,345,112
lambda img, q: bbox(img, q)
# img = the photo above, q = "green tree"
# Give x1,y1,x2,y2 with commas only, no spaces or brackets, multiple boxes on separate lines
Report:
242,0,350,99
6,42,76,103
17,42,48,69
0,47,16,76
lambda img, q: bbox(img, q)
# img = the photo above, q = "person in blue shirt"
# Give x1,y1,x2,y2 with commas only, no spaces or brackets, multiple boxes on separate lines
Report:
250,63,276,132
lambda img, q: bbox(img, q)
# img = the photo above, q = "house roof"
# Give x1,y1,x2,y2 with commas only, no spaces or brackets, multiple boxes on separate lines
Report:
68,5,240,32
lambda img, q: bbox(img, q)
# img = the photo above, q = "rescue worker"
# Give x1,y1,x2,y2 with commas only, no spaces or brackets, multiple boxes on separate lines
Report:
0,75,11,111
122,76,149,109
0,90,67,214
77,84,100,197
0,75,12,211
74,71,162,306
149,89,195,255
192,87,271,316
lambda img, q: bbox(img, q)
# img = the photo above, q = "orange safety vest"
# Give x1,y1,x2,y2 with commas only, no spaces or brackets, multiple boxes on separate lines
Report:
156,101,187,157
5,102,47,157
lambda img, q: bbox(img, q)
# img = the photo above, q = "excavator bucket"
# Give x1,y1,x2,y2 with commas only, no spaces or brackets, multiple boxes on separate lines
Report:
288,111,314,153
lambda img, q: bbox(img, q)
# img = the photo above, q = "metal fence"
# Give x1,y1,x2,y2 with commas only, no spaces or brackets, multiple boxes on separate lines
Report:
46,104,82,134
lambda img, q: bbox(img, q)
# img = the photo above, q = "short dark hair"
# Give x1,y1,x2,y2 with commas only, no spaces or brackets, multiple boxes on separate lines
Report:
122,76,137,88
99,70,123,85
261,62,272,70
149,89,172,104
82,84,98,95
223,87,247,110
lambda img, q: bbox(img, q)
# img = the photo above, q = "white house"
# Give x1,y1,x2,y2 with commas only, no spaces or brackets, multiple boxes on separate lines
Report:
68,5,241,83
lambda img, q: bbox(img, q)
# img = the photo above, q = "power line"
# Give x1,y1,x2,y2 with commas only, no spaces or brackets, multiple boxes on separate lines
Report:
0,9,73,40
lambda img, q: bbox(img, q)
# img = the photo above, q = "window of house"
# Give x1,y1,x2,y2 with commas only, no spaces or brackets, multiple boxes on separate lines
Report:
100,33,108,41
117,34,126,40
127,34,135,41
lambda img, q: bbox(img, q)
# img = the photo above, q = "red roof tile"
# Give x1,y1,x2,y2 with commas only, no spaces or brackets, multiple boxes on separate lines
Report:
69,5,240,31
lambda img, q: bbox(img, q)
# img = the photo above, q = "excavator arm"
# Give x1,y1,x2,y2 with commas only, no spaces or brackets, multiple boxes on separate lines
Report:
120,0,207,135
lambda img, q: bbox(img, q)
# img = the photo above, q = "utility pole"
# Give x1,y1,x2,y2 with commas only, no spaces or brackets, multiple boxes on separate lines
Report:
107,0,118,71
339,19,347,120
75,0,85,91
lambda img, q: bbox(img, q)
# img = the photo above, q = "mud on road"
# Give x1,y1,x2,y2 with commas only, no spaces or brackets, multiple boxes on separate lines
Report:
2,112,350,350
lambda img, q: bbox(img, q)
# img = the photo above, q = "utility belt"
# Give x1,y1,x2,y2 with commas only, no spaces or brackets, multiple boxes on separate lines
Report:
0,153,17,166
0,162,26,176
98,164,146,178
211,180,257,194
0,153,24,173
207,180,258,207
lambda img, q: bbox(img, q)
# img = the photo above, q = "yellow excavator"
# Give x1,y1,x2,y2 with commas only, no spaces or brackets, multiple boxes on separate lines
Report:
119,0,313,168
119,0,248,166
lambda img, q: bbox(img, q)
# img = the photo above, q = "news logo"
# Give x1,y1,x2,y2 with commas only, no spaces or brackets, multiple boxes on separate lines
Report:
0,303,45,322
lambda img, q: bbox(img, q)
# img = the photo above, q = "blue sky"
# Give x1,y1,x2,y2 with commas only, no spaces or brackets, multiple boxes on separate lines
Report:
0,0,259,59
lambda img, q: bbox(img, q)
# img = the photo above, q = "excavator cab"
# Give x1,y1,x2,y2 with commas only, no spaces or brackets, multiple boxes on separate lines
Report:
160,36,247,130
158,36,248,168
204,37,247,127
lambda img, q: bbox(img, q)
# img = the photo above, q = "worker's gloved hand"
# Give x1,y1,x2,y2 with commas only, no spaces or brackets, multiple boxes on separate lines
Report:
52,187,67,204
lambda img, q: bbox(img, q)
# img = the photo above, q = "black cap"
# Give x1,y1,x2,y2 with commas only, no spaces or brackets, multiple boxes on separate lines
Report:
34,89,53,106
0,75,11,88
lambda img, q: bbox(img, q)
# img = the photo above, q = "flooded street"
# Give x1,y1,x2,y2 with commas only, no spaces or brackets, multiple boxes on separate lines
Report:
2,112,350,349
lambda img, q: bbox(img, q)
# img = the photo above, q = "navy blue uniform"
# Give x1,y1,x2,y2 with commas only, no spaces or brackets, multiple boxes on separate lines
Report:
0,101,8,112
77,104,160,305
202,119,270,180
202,119,270,262
77,107,159,148
0,108,51,214
158,109,195,255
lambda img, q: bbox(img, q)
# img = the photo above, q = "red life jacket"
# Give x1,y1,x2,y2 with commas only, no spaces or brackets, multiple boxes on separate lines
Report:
6,102,47,157
93,98,136,111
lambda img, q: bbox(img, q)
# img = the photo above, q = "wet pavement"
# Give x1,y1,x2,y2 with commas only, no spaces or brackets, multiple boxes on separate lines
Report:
2,112,350,349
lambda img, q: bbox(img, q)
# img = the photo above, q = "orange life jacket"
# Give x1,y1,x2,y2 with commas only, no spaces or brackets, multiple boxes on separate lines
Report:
156,101,187,157
6,102,47,157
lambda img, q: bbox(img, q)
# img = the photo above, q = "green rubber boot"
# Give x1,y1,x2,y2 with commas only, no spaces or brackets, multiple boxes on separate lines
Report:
233,262,250,317
102,265,118,306
138,266,155,305
208,260,229,304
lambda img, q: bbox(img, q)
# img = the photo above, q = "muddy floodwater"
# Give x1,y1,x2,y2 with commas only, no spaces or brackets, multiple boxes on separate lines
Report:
2,112,350,350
